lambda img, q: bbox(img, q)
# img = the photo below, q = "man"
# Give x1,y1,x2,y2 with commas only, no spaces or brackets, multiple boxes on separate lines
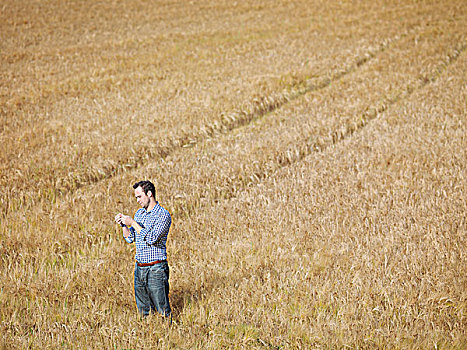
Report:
115,180,172,319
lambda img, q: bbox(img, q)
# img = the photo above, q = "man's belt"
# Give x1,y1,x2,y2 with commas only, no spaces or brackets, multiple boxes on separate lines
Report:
136,259,167,267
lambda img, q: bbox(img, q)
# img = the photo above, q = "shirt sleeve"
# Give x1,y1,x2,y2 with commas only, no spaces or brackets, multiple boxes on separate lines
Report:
141,210,172,245
124,227,136,243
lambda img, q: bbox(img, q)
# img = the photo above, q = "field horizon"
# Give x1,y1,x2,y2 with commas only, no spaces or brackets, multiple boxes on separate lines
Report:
1,0,466,348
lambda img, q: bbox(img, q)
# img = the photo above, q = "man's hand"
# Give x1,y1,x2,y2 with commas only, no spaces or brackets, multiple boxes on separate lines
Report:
115,213,135,226
121,215,135,227
115,213,135,238
115,213,124,226
115,213,133,227
115,213,142,234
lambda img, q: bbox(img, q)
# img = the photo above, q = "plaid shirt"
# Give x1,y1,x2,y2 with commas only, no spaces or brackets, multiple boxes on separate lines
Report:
124,202,171,263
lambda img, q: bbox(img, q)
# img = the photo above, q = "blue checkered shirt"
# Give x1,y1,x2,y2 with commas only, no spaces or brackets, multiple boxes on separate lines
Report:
124,202,171,263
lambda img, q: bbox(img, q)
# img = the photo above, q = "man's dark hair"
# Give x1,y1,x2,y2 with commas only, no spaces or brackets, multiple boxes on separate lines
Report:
133,180,156,199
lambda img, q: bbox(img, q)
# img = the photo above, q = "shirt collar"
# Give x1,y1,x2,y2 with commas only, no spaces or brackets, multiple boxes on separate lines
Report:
145,201,159,213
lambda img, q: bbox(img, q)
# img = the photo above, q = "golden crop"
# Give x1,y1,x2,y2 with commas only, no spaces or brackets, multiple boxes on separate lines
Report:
1,0,466,348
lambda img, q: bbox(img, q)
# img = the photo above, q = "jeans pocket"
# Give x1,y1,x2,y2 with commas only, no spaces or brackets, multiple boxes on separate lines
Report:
149,263,168,280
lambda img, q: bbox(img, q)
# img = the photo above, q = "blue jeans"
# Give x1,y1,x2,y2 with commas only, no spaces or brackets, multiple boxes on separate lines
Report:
134,261,171,318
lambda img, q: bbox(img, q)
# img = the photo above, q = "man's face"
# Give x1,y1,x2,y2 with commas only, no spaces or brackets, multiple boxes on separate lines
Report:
135,186,150,209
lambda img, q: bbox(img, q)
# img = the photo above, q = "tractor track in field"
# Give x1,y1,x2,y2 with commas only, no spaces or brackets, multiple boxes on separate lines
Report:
227,42,467,193
55,25,423,198
170,39,467,220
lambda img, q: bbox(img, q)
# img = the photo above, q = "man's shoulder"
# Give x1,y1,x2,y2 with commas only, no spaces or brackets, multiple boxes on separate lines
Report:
155,203,171,220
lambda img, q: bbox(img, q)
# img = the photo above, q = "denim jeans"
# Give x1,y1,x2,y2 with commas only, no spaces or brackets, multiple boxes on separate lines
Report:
134,261,171,318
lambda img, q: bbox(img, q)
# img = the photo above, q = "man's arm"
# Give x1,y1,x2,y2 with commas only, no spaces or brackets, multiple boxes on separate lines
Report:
120,215,143,233
119,210,171,244
115,213,135,243
122,225,132,238
139,211,171,245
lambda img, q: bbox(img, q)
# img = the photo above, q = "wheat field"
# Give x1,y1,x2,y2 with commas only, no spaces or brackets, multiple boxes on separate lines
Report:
1,0,466,348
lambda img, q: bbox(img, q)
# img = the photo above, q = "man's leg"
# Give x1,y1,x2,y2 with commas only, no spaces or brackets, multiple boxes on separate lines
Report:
134,264,151,316
147,262,171,318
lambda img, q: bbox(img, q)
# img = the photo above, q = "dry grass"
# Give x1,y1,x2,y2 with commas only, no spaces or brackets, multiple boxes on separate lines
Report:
1,0,466,348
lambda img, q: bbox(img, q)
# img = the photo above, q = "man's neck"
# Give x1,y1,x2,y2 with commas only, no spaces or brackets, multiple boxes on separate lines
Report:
146,200,157,212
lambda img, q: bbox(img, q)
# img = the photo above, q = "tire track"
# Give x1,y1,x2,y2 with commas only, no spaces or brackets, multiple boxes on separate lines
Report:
64,27,464,224
55,26,421,197
214,41,467,204
0,25,424,218
161,36,467,221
